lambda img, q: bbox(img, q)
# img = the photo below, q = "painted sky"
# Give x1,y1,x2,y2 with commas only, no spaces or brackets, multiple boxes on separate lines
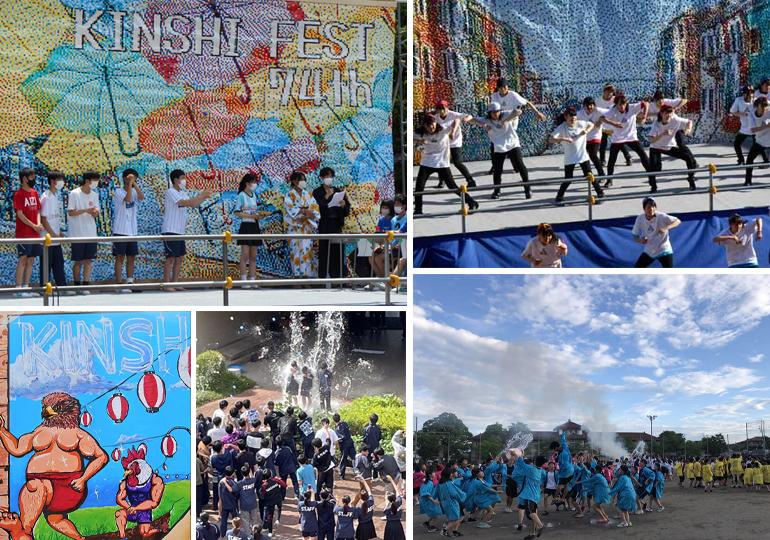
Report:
414,274,770,442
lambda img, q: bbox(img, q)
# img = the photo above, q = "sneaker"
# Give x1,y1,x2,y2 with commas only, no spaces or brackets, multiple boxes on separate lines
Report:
242,284,252,290
428,527,439,533
440,531,450,538
380,516,388,520
503,507,513,513
628,522,632,527
274,520,280,526
634,510,643,515
13,292,34,298
476,523,491,529
617,523,628,528
78,290,90,295
61,291,77,296
645,507,653,512
516,524,523,531
596,518,609,524
536,526,544,537
466,518,477,523
116,289,132,294
422,522,430,529
451,532,463,537
657,508,664,512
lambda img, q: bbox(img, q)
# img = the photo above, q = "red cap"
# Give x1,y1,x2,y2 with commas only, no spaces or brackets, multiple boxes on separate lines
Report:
435,100,449,108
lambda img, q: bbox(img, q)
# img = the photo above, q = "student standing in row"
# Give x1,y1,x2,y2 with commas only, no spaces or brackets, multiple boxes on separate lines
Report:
234,173,265,289
67,170,101,294
39,170,70,293
162,169,213,291
13,167,43,297
284,171,321,284
313,167,350,281
113,168,144,292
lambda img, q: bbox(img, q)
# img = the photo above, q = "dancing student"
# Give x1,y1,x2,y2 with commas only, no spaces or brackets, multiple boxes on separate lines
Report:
582,466,610,523
578,97,609,177
609,465,636,528
685,459,694,488
731,453,744,487
413,114,479,215
746,97,770,185
674,459,684,487
648,105,696,191
713,456,725,489
755,77,770,100
730,85,767,165
762,459,770,491
638,460,655,513
234,173,266,289
316,490,337,540
353,481,376,540
651,465,665,511
743,461,753,490
419,469,441,532
436,467,465,538
383,483,405,540
703,460,713,492
693,458,702,488
713,213,762,268
550,106,606,203
753,462,763,491
465,467,500,528
631,197,680,268
467,104,531,200
434,100,477,188
601,94,652,188
550,430,574,504
298,489,319,540
647,90,694,160
541,461,557,515
509,455,545,540
597,84,632,166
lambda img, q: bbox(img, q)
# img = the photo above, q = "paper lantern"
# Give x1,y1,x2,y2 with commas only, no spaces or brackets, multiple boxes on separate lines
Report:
111,448,121,461
178,346,191,389
81,411,92,427
107,392,129,423
137,371,166,413
161,434,177,457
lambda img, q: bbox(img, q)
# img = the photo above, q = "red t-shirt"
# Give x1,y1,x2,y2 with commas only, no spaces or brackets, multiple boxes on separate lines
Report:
13,188,41,238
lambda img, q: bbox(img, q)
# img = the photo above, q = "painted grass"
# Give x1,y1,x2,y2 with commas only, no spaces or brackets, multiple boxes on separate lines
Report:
32,481,190,540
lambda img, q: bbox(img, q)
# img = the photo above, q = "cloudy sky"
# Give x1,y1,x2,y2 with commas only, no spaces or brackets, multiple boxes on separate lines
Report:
414,274,770,442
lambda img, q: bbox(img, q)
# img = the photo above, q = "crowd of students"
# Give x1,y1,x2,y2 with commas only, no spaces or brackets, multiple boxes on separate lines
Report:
8,166,407,296
196,398,406,540
415,431,770,539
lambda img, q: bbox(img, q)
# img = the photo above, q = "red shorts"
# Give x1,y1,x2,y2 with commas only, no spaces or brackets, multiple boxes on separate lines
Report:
27,472,88,513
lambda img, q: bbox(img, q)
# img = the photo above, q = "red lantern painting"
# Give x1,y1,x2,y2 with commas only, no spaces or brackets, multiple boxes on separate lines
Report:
111,448,122,461
161,434,177,458
106,392,129,423
81,410,92,427
178,346,191,389
137,371,166,413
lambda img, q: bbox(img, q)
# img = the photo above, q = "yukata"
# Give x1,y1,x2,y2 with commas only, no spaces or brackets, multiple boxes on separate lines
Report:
283,188,320,277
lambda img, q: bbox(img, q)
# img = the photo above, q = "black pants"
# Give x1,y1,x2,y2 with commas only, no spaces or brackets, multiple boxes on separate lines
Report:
281,472,300,498
674,130,696,162
263,503,280,533
734,133,768,164
649,147,696,188
339,443,356,479
587,141,605,177
414,166,476,213
556,160,604,200
318,238,346,279
607,141,652,184
600,132,631,163
450,147,475,185
318,468,334,493
39,245,67,287
319,388,331,410
196,481,208,516
635,252,674,268
492,148,529,196
745,142,770,184
369,311,385,329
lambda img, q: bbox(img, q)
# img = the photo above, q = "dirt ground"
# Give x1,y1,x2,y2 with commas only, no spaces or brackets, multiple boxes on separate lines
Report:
412,483,768,540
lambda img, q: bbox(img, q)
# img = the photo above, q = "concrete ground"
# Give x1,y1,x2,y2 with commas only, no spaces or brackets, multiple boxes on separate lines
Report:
0,286,407,307
413,482,767,540
414,143,770,237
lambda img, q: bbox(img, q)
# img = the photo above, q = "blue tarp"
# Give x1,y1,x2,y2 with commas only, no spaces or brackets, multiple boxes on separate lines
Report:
415,208,770,268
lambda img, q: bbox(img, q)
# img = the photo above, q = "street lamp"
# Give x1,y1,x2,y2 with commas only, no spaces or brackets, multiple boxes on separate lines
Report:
647,415,657,455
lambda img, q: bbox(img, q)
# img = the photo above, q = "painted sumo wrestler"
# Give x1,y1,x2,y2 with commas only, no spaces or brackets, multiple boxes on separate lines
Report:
0,392,108,540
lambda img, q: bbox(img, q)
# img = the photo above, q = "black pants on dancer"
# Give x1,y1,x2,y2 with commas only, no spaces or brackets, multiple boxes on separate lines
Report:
449,147,476,187
587,142,605,177
555,160,605,202
491,148,530,199
414,166,478,214
601,132,631,164
674,130,698,166
735,133,769,165
607,141,652,189
649,147,696,190
745,143,770,185
635,253,674,268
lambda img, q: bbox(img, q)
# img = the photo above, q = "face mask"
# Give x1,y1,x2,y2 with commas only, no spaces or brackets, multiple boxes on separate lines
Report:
90,181,99,190
394,206,403,214
179,179,187,190
250,183,257,192
380,208,389,216
55,180,64,190
297,181,307,189
323,177,333,186
27,179,36,189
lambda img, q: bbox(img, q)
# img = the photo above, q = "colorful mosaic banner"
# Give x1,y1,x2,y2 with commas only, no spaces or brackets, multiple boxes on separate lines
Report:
414,0,769,161
0,0,395,282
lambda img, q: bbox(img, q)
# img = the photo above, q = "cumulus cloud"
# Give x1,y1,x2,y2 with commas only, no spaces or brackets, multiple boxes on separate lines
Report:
749,354,764,363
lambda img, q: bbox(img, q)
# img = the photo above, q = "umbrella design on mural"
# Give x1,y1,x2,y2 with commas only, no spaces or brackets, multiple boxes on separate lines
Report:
0,0,69,80
211,118,290,171
20,46,184,158
257,136,321,186
351,131,394,198
321,107,391,171
143,0,295,103
0,78,50,148
35,129,131,175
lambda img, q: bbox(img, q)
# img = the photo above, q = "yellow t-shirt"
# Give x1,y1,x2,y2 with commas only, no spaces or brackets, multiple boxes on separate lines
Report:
745,467,754,485
686,462,694,479
674,462,683,476
694,462,702,476
703,464,713,482
714,461,724,476
763,464,770,483
731,457,743,474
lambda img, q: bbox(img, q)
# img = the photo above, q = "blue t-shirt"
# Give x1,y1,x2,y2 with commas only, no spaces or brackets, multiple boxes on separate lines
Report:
334,505,360,538
377,215,393,231
317,499,337,531
218,477,239,510
383,496,403,521
231,477,258,511
297,464,317,493
357,496,375,523
225,529,248,540
297,500,319,533
236,191,258,222
391,214,407,246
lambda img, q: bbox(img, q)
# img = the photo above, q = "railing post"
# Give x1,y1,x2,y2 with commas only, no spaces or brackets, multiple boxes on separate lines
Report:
222,237,229,306
383,239,391,306
42,243,49,306
708,166,714,213
587,174,593,222
460,186,467,235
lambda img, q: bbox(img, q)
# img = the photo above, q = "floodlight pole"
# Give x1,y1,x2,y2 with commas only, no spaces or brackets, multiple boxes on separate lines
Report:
647,415,657,455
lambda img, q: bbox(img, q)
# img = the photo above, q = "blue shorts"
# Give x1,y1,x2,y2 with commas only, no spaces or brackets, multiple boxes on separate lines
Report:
71,242,98,261
112,235,138,256
17,243,42,258
163,233,186,258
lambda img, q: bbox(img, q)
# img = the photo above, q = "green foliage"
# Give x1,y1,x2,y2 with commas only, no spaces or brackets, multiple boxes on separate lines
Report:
619,435,637,454
338,394,405,451
417,412,473,460
659,430,686,456
195,350,256,406
478,435,503,459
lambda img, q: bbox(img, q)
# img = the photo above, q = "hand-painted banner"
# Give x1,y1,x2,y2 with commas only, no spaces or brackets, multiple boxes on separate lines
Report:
0,0,394,282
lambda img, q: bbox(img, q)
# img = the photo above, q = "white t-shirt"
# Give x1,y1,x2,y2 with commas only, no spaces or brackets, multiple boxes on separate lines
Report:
730,97,754,135
545,470,558,490
719,222,758,267
315,427,339,447
596,96,616,132
416,128,451,168
212,408,227,425
552,120,592,165
522,237,565,268
491,90,527,111
632,212,678,258
604,102,646,144
647,98,683,115
39,189,61,236
649,115,689,150
66,187,99,238
435,110,466,148
113,187,139,236
577,106,608,142
207,427,226,443
476,112,521,153
754,89,770,101
748,110,770,147
237,191,258,223
162,187,189,234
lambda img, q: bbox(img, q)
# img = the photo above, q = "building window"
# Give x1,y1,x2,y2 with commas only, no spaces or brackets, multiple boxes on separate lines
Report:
422,46,433,81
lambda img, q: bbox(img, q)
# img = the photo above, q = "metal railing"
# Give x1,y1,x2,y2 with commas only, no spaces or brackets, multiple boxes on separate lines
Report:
0,232,407,306
413,162,770,234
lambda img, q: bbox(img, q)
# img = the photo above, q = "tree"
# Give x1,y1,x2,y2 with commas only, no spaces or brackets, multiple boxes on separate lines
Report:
504,422,533,446
659,430,686,456
483,422,506,441
479,435,504,460
619,435,637,454
417,412,473,460
702,433,727,456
